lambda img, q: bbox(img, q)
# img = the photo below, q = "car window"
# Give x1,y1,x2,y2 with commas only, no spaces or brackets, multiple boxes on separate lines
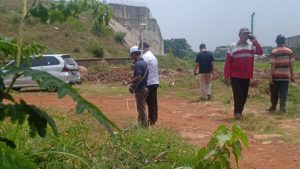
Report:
43,56,60,66
61,55,77,65
31,58,45,67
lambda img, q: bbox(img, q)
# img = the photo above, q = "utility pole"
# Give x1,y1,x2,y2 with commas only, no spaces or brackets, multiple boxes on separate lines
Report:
139,23,147,50
251,12,255,34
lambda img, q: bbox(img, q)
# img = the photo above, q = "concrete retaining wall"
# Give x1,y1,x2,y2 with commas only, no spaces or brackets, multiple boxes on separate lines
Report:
109,3,164,55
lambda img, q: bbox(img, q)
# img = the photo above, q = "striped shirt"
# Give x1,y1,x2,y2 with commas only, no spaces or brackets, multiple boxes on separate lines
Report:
269,47,294,81
224,40,263,79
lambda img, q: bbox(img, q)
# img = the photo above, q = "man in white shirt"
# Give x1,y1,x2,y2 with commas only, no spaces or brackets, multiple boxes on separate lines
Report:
140,42,160,125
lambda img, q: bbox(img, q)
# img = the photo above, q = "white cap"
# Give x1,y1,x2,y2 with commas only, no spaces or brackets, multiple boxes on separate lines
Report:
129,45,141,55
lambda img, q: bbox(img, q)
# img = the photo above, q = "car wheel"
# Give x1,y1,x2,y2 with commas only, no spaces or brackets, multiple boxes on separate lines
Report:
46,82,58,92
12,87,21,91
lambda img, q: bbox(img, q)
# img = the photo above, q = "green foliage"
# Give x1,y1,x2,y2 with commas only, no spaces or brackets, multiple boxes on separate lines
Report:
92,22,114,36
158,54,193,70
213,48,227,61
0,1,117,167
0,36,45,62
178,125,249,169
0,115,197,168
114,32,126,43
0,143,37,169
87,42,104,58
97,127,197,168
28,0,112,25
164,38,196,59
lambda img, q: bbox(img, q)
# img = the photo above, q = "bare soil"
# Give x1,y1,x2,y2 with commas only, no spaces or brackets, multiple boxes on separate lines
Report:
17,92,300,169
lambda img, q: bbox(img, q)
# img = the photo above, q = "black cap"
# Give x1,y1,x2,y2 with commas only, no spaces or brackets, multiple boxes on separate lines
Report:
199,43,206,49
276,34,286,45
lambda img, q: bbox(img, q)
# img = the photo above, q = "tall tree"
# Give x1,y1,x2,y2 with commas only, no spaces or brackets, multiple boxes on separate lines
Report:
164,38,196,59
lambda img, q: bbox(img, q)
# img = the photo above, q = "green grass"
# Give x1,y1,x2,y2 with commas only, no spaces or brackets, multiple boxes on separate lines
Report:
214,60,300,72
75,82,128,96
158,54,194,70
0,108,197,168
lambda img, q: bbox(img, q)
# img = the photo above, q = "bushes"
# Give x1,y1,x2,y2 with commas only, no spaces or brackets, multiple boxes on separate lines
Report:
158,54,193,70
87,43,104,58
114,32,126,43
92,22,113,37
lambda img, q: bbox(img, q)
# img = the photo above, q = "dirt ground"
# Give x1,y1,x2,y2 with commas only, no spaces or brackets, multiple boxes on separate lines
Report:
17,91,300,169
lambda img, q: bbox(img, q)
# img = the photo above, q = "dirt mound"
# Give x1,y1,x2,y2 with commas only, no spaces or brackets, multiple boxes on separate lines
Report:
83,67,132,83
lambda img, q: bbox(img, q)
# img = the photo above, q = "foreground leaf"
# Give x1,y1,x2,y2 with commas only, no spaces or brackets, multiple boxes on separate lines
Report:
0,144,37,169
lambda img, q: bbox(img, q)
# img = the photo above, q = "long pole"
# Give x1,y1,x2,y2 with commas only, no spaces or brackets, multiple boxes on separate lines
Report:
251,12,255,34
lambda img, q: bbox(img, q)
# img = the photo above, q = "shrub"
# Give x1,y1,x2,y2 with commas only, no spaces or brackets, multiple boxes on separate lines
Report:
92,22,113,37
88,59,110,73
177,124,249,169
114,32,126,43
87,43,104,58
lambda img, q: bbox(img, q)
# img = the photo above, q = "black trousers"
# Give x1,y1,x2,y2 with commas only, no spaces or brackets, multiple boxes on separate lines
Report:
231,78,250,115
269,81,289,111
146,84,159,125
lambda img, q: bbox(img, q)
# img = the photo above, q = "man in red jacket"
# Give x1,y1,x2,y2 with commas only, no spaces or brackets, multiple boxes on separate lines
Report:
224,28,263,119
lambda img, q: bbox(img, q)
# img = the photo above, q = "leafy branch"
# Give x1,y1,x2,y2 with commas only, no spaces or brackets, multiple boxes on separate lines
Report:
1,67,120,135
176,124,249,169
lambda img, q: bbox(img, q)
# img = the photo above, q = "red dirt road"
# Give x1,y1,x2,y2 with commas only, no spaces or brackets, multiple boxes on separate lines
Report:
18,92,300,169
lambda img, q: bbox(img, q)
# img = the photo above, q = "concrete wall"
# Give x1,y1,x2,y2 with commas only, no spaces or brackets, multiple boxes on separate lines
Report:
286,35,300,48
109,3,164,55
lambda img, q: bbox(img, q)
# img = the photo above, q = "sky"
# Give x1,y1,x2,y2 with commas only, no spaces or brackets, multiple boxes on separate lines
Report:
108,0,300,51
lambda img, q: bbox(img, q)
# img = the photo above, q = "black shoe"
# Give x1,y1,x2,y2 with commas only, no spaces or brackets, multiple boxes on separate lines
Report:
266,107,276,112
197,97,207,102
280,109,286,113
234,113,242,119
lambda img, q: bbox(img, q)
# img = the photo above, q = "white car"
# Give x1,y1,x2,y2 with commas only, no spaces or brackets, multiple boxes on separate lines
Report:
1,54,81,91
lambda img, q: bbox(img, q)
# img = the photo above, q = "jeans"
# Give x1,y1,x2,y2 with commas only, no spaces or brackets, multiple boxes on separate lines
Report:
231,77,250,115
269,81,289,112
146,84,159,125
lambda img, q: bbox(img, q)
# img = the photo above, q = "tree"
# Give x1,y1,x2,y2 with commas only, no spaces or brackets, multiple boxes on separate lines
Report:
0,0,118,168
212,46,228,61
164,38,196,59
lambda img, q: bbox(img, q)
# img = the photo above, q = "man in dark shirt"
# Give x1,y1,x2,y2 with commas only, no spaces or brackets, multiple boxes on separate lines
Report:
193,43,215,100
126,46,149,127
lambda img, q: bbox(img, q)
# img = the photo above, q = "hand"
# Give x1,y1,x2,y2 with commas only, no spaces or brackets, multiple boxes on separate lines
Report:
249,34,256,42
291,77,296,83
224,78,230,86
123,80,128,85
269,77,273,85
193,70,197,76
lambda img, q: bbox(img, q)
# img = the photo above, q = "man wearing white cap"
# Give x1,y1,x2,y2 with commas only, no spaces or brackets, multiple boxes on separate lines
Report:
126,46,149,127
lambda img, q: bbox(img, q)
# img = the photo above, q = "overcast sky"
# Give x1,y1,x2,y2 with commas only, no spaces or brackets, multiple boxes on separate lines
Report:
108,0,300,51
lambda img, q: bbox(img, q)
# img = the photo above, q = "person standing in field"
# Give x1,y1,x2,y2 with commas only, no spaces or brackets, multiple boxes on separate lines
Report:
266,34,295,113
125,46,149,127
193,43,215,100
140,42,160,125
224,28,263,119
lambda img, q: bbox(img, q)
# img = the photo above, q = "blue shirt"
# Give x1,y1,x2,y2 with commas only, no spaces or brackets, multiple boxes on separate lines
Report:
134,58,148,90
